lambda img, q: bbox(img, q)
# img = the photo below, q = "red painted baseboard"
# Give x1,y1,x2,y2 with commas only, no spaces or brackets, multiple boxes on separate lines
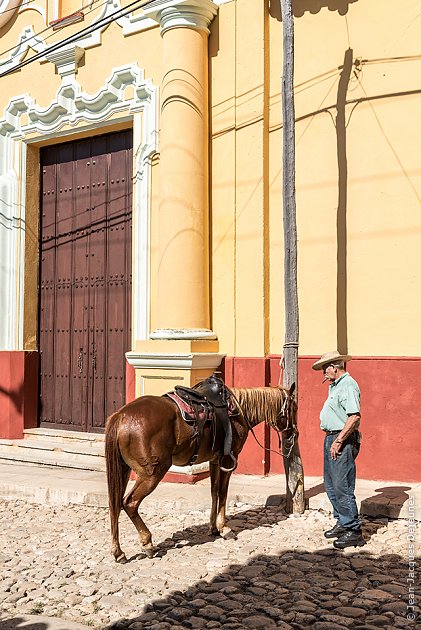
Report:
221,355,421,483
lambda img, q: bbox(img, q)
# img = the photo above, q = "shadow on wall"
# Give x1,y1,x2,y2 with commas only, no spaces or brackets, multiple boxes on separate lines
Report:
270,0,358,20
0,384,23,414
293,0,358,16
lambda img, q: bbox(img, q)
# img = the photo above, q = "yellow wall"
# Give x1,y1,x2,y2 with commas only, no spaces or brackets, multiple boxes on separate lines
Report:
211,0,421,358
1,0,420,359
0,11,162,108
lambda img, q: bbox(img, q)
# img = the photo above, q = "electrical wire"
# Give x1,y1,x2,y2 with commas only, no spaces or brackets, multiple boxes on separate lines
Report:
0,0,35,16
0,0,104,60
0,0,157,78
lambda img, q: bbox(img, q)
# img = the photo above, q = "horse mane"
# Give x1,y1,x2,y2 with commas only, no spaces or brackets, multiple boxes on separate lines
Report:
230,386,290,429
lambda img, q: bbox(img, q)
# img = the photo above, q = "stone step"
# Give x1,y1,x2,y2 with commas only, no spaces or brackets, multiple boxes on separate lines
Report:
23,428,105,443
0,436,105,472
0,429,209,478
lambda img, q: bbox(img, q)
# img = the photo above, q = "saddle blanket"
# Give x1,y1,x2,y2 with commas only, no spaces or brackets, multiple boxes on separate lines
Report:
165,391,238,425
165,392,214,423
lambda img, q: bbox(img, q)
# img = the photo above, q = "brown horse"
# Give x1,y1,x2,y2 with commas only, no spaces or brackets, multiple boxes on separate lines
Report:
105,382,296,563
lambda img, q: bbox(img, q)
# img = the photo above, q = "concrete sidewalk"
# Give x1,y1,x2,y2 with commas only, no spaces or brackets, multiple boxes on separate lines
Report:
0,462,419,520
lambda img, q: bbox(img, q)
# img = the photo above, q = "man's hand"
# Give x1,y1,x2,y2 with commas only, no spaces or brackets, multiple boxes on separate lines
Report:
330,439,342,460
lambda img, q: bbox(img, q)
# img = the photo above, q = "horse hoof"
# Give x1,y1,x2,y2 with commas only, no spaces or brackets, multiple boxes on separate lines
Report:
143,547,155,559
115,553,128,564
220,527,234,540
211,528,220,536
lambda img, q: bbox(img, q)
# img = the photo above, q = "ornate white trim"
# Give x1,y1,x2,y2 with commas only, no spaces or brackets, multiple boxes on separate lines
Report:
45,44,85,78
18,0,46,20
144,0,217,35
0,0,157,77
150,328,217,340
0,26,45,75
126,351,225,370
0,0,220,77
0,63,158,350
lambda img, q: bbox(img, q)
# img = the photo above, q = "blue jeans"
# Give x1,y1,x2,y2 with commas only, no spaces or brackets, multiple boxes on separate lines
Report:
324,433,361,530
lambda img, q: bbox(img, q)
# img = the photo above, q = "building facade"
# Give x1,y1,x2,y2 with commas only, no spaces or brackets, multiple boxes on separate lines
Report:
0,0,419,481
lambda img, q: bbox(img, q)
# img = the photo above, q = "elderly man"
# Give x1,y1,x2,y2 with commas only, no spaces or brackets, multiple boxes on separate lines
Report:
312,351,365,549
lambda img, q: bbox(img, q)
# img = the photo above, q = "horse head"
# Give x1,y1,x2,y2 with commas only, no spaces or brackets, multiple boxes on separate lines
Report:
272,382,297,433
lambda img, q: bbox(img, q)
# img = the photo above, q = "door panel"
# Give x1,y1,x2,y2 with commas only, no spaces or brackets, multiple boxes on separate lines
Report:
39,152,58,427
39,131,133,432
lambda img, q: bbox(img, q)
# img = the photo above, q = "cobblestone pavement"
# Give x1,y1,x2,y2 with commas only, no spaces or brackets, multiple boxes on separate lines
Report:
0,498,419,629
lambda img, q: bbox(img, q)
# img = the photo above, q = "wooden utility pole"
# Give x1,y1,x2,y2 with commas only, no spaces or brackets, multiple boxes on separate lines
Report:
280,0,305,514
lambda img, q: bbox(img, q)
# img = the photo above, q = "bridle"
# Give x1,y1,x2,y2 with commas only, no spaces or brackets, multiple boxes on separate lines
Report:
232,389,298,460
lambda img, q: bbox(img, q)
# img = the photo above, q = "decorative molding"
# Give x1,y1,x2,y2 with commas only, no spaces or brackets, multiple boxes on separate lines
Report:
126,351,226,370
45,44,85,78
144,0,217,35
149,328,217,340
0,63,158,350
0,0,221,77
0,64,157,137
0,26,45,75
18,0,46,20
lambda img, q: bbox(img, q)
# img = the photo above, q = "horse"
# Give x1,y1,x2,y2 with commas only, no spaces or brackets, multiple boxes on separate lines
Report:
105,381,297,563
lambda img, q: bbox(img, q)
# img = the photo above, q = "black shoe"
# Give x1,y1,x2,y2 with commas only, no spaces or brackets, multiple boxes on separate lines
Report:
324,524,347,539
333,529,365,549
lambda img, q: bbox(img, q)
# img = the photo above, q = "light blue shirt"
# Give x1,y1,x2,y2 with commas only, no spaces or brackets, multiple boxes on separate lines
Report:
320,372,360,431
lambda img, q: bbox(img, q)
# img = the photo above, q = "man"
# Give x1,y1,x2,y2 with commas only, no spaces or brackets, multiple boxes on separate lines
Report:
312,351,365,549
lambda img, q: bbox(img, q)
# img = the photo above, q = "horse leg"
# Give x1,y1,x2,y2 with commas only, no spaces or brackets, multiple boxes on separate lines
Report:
209,462,233,537
209,461,220,535
215,468,234,537
122,469,169,558
105,415,132,563
110,466,131,563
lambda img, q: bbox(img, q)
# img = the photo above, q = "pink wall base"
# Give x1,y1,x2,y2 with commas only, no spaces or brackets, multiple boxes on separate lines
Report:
223,355,421,483
1,351,419,483
0,351,38,439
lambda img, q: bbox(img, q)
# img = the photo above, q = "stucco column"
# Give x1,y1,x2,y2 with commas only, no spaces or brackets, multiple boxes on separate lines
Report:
146,0,217,340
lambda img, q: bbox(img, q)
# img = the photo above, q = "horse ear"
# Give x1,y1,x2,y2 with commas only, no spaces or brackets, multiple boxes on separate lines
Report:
289,382,296,397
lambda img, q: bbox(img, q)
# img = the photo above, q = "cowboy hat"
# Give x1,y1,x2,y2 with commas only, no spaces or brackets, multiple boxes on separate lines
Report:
312,350,352,371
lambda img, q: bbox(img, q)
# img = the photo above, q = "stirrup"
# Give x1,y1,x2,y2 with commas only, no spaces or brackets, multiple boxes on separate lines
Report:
219,453,237,473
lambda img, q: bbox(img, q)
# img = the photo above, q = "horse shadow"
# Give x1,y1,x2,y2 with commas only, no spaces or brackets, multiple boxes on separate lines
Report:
126,504,289,562
124,483,411,562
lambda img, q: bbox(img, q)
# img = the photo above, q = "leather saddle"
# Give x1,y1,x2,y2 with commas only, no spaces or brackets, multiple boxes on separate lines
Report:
172,374,238,472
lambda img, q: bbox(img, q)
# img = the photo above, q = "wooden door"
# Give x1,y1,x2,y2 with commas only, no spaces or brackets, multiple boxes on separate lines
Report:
39,131,132,432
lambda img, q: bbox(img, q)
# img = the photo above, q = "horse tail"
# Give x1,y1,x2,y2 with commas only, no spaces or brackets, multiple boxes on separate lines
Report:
105,413,130,526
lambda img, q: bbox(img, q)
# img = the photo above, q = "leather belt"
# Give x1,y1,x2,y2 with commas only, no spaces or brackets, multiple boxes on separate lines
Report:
324,430,341,436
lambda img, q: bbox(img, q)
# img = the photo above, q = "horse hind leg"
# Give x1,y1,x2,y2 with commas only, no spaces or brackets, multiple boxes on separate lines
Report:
110,465,131,563
122,464,170,558
105,418,131,563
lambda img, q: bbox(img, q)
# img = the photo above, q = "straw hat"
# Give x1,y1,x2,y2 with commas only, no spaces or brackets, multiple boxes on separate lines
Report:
312,350,352,371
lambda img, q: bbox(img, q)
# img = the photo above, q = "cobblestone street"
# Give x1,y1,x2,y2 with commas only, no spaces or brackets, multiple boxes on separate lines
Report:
0,496,419,629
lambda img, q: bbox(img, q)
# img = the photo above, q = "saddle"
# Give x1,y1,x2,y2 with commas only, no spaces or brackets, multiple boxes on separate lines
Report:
165,374,238,472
